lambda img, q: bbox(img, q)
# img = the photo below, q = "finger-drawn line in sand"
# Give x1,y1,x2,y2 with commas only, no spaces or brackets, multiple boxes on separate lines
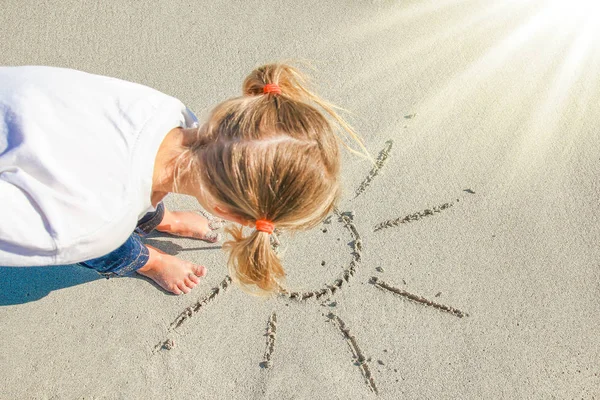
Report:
370,277,469,318
328,313,378,395
278,210,361,301
170,276,233,330
260,312,278,368
354,140,393,198
153,276,232,352
373,201,456,232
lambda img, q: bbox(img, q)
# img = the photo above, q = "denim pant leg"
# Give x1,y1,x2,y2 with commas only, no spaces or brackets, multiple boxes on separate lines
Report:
135,202,165,237
79,202,165,277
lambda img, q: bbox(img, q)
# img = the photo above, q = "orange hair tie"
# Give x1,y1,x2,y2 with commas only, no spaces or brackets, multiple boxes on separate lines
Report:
255,219,275,234
263,83,282,95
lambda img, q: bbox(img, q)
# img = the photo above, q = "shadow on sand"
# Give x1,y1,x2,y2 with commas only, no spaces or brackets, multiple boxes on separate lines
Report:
0,265,101,306
143,237,222,255
0,238,221,306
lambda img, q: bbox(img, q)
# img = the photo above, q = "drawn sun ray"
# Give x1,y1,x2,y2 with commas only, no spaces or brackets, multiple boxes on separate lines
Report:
260,312,277,369
354,140,393,199
154,276,232,351
370,277,469,318
373,201,456,232
328,312,379,395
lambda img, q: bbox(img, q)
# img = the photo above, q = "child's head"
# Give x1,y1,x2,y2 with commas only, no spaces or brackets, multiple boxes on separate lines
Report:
176,63,363,294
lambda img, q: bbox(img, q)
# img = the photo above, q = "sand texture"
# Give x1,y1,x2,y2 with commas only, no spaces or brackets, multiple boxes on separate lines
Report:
1,0,599,398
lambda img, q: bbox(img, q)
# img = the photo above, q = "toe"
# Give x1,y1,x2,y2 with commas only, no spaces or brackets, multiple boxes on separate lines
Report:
194,265,207,277
208,220,225,230
188,273,200,284
191,230,221,243
177,282,191,294
184,277,196,289
203,231,222,243
168,283,182,295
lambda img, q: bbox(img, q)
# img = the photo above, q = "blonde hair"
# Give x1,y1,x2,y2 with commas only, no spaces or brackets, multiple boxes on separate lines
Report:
177,63,365,295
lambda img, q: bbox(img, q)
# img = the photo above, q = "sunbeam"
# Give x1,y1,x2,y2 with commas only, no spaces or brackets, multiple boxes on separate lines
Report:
361,0,600,184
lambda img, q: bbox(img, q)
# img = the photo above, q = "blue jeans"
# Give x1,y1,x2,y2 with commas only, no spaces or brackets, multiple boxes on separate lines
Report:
79,202,165,277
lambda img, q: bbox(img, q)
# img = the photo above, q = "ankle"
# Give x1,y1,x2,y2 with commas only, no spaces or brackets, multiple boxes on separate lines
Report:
156,210,179,232
137,245,163,272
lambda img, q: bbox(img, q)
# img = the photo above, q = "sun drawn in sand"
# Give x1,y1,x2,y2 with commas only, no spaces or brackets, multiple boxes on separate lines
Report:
153,124,472,396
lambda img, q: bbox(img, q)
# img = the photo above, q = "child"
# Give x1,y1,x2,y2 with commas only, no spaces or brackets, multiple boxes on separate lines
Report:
0,63,363,295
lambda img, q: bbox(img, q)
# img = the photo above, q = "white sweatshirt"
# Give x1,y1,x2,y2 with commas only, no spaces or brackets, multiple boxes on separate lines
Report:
0,66,198,266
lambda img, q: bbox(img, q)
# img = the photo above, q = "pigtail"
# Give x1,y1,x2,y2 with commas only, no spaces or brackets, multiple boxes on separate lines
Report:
223,224,285,295
242,62,371,160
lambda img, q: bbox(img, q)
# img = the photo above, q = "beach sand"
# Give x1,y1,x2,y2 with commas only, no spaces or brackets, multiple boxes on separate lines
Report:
1,0,599,398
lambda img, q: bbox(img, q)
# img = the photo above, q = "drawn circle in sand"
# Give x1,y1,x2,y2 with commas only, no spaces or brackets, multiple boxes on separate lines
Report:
276,211,361,301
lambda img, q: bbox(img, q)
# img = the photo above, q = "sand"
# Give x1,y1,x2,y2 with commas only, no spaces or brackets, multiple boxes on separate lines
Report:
1,0,599,398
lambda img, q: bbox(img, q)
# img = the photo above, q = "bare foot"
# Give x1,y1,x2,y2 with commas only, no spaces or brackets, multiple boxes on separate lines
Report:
156,209,224,243
137,245,207,295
